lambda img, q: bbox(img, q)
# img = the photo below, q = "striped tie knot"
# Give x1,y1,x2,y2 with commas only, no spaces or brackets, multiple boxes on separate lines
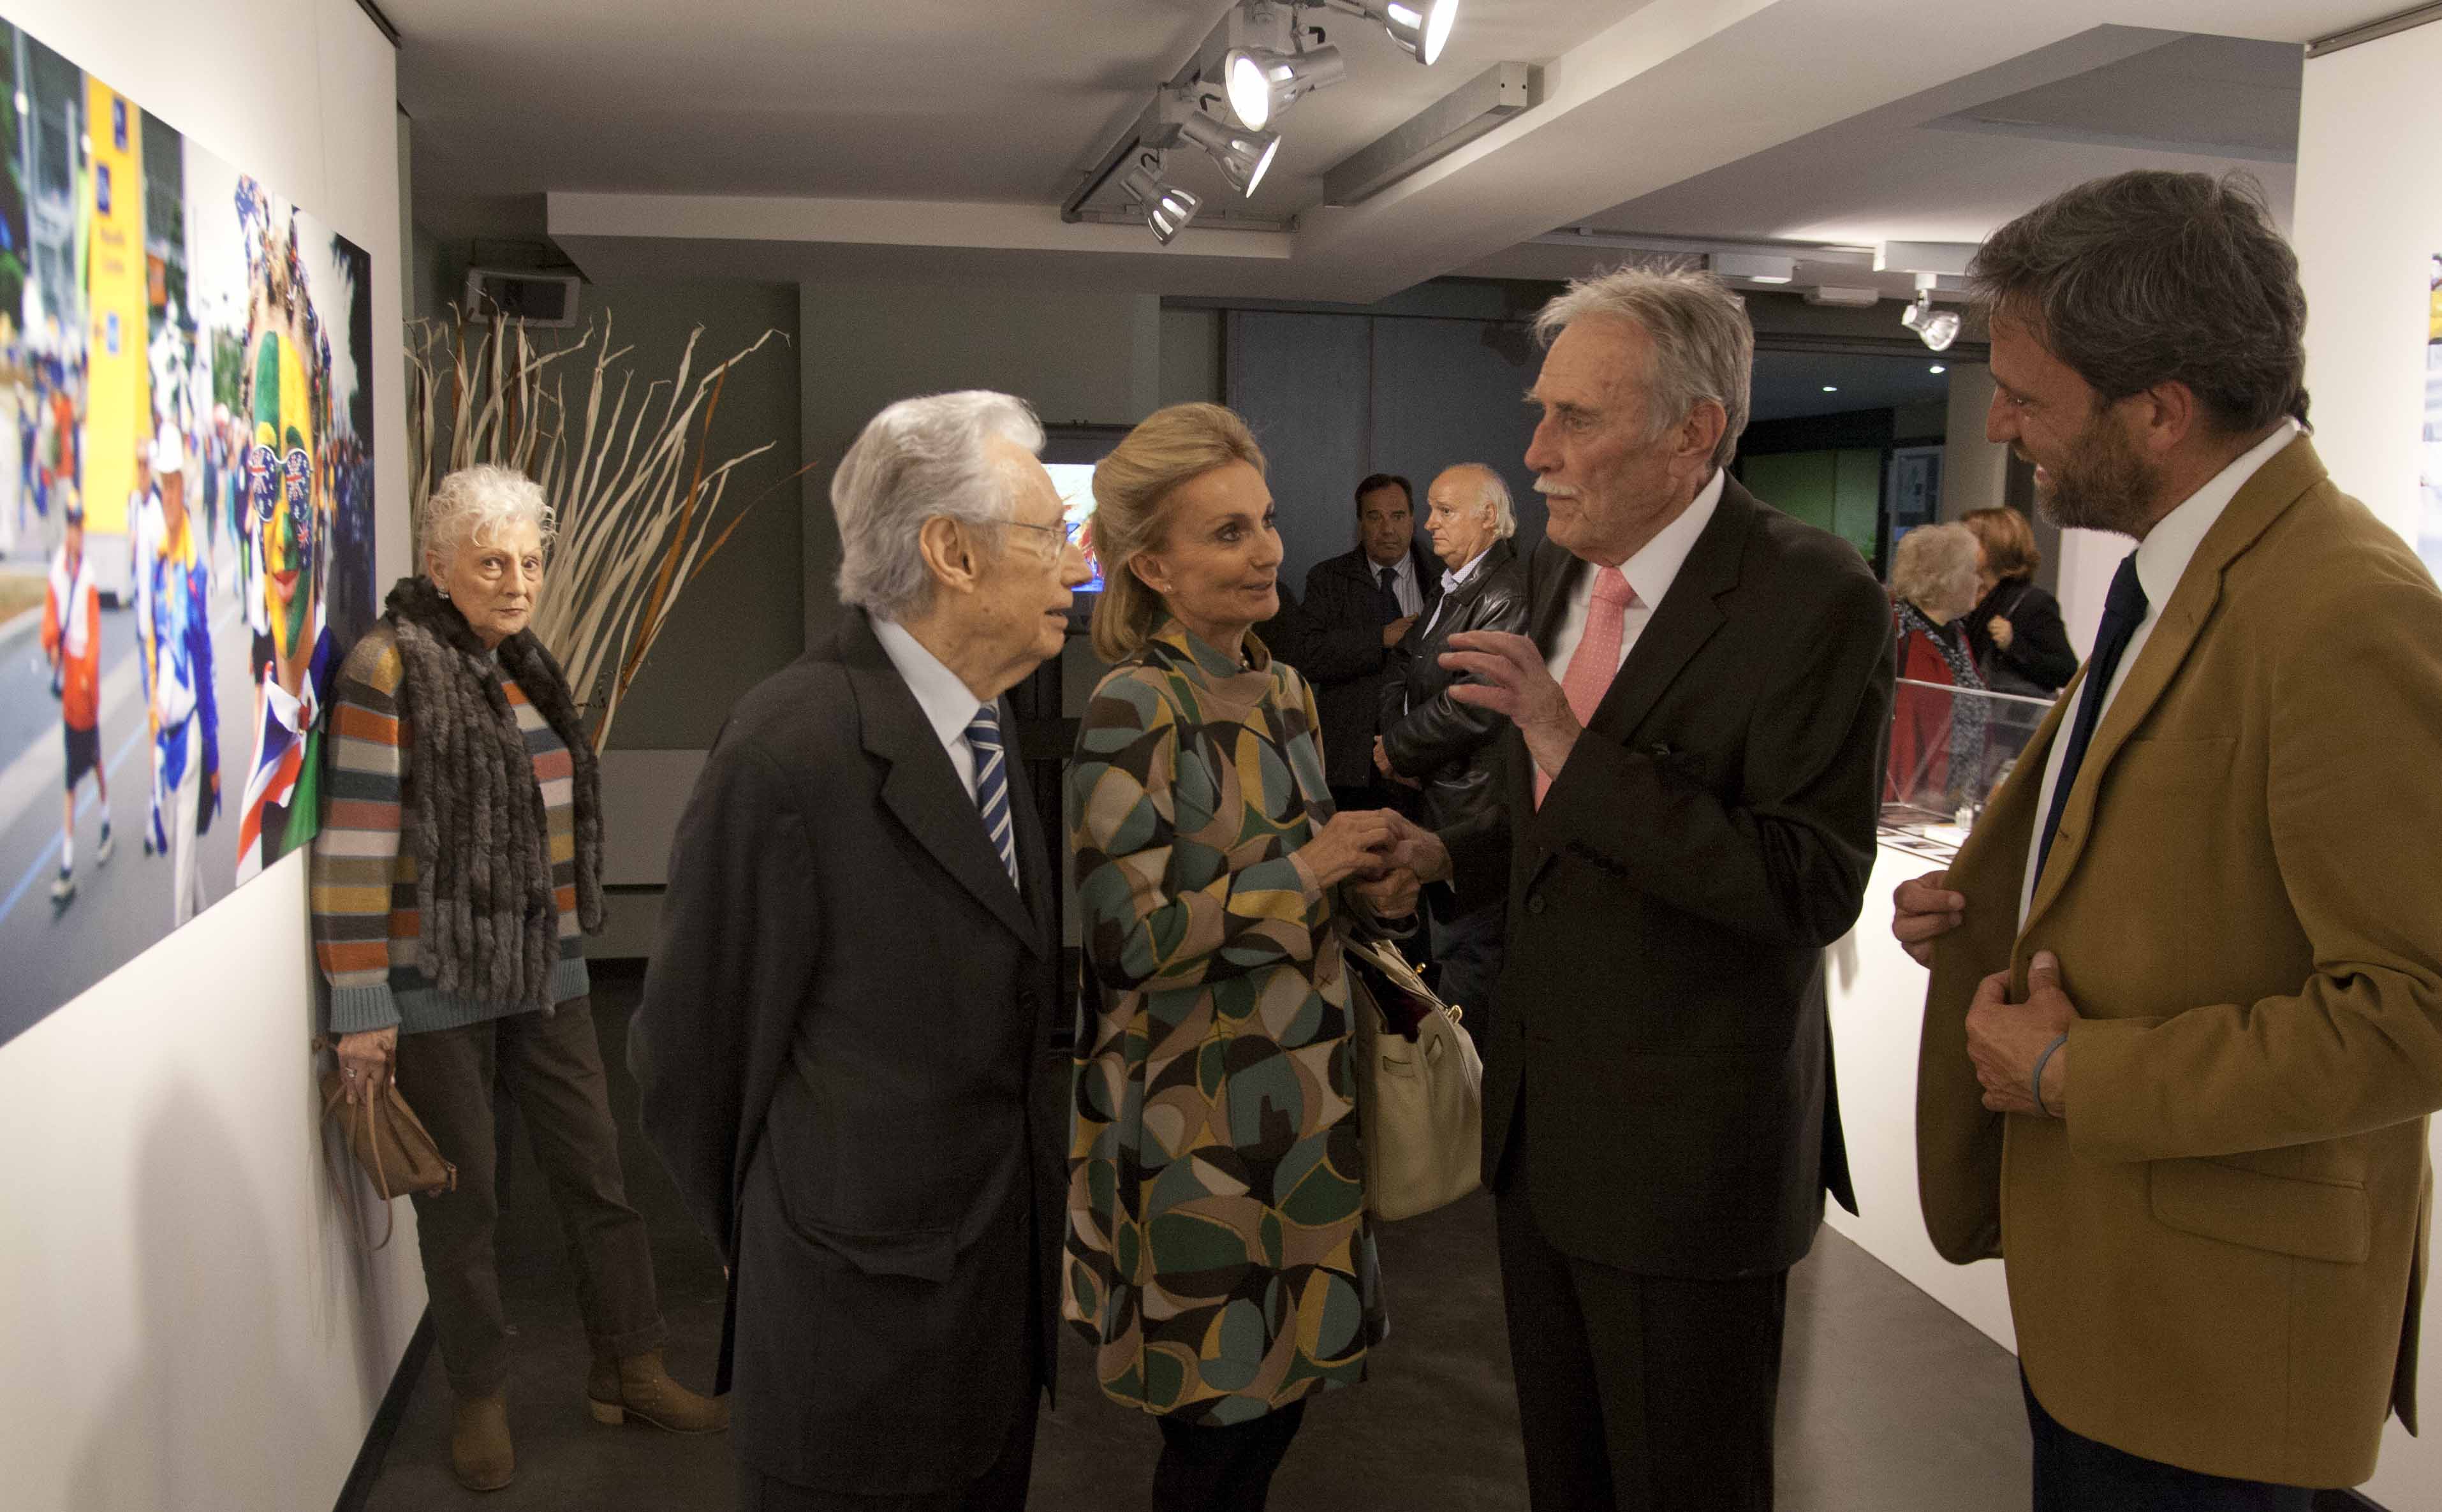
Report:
966,705,1020,890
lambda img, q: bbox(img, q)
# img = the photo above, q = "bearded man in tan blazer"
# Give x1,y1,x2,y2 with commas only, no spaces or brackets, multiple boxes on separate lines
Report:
1897,170,2442,1509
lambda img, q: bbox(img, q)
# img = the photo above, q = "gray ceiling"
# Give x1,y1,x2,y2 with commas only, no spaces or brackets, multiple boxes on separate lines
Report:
1750,349,1954,426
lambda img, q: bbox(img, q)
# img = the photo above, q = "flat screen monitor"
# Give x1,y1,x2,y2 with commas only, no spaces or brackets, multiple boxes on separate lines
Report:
1042,423,1132,622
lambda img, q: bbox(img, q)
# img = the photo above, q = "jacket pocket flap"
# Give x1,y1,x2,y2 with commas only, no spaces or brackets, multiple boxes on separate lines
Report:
790,1217,959,1282
2149,1159,2369,1265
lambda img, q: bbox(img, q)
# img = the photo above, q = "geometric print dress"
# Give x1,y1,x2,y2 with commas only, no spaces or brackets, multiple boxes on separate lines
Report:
1064,619,1386,1427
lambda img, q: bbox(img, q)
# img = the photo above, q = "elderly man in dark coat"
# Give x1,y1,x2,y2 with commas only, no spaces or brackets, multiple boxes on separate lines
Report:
633,390,1092,1511
1375,462,1530,1025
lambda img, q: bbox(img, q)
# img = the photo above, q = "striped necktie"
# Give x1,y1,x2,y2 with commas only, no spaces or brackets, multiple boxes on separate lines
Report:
965,704,1020,890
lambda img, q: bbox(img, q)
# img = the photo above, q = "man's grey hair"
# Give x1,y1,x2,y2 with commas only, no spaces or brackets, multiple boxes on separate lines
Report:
1438,462,1517,539
1969,170,2307,434
1889,522,1981,613
831,390,1045,620
1533,265,1753,470
422,464,557,575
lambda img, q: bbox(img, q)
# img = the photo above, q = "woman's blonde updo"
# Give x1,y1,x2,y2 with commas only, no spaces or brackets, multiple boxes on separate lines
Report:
1087,403,1267,662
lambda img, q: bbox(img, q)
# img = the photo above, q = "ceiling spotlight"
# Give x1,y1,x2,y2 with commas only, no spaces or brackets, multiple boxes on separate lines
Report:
1176,108,1282,198
1120,154,1202,244
1821,385,1839,393
1371,0,1461,65
1902,290,1960,352
1929,363,1946,374
1223,43,1347,130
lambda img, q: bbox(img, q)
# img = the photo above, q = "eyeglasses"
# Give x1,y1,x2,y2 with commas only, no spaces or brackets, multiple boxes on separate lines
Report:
1003,519,1082,561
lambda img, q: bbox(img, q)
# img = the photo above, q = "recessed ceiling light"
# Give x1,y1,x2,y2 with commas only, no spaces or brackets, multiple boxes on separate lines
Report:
1712,251,1797,284
1929,364,1946,374
1821,385,1839,393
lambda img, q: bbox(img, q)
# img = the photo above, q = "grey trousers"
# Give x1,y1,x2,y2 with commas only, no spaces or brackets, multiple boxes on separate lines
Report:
394,996,666,1396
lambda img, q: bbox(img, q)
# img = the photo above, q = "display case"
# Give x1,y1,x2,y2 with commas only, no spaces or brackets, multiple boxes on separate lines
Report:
1880,677,2057,862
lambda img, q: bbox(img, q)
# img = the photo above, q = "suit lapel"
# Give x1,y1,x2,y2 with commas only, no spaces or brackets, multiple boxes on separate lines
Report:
1527,539,1584,656
1006,695,1057,954
1581,480,1750,743
2020,435,2327,933
843,613,1041,949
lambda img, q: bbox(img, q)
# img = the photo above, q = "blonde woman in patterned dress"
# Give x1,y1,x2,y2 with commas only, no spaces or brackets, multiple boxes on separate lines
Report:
1066,404,1416,1509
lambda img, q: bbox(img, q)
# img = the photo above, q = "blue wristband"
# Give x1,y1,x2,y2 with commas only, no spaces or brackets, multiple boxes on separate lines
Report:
2031,1032,2070,1117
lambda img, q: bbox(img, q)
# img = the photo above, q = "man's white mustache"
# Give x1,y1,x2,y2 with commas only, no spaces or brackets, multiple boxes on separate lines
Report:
1534,479,1578,499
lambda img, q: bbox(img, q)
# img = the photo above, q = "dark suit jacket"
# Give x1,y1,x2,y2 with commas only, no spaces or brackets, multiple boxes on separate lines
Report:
1378,537,1529,836
1446,478,1890,1278
631,610,1065,1496
1964,576,2077,695
1253,578,1322,681
1302,542,1442,788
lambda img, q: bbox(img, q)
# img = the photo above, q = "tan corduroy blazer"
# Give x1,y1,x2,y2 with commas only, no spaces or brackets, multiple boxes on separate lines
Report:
1917,436,2442,1489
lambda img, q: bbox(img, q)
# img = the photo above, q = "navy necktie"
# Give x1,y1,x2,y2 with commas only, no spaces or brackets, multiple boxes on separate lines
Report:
964,704,1019,890
2033,552,2149,885
1378,564,1402,623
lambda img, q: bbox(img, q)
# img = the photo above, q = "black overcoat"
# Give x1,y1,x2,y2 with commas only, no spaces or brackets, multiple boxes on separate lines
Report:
631,609,1064,1497
1301,541,1443,789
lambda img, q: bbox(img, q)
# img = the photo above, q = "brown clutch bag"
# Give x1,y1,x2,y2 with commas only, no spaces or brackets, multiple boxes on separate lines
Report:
317,1045,457,1249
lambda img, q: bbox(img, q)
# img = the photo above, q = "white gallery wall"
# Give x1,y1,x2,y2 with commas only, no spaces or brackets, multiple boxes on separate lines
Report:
2291,19,2442,1507
0,3,422,1510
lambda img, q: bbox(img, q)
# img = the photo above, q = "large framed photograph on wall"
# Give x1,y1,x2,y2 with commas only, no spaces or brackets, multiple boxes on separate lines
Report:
0,13,376,1047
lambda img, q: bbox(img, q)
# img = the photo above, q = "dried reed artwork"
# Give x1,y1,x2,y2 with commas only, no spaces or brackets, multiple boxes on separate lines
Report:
406,309,791,749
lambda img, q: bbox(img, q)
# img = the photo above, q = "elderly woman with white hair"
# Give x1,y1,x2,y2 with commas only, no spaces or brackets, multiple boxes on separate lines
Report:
314,464,724,1492
1886,519,1990,811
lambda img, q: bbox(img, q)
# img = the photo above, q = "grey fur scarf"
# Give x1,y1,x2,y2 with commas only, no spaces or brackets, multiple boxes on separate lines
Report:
383,575,605,1010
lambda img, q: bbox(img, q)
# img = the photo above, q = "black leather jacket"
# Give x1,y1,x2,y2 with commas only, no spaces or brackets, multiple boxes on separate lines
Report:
1377,538,1529,834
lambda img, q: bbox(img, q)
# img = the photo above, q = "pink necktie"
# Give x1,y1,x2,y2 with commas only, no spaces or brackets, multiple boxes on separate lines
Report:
1536,567,1637,807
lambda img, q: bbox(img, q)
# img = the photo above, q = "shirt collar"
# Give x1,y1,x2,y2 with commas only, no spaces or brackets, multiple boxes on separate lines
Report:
1441,544,1494,595
871,615,987,750
1617,467,1725,609
2131,420,2299,610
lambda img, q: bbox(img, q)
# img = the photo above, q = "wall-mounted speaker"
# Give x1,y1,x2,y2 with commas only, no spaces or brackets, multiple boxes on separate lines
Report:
463,268,581,327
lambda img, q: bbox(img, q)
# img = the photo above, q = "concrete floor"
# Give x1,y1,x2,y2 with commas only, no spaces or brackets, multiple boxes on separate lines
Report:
362,970,2043,1511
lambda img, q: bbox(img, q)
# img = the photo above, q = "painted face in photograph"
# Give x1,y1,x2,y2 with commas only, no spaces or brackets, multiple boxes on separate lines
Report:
253,334,318,675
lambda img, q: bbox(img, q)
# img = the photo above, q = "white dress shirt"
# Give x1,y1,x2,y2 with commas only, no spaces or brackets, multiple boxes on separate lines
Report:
872,615,989,802
2015,420,2299,925
1368,550,1423,619
1548,467,1726,687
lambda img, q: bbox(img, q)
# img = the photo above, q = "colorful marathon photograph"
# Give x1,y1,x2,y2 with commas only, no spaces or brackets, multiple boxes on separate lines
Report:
0,15,376,1045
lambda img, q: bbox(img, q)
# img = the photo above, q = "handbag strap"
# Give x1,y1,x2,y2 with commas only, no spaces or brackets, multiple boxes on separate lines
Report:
316,1053,399,1252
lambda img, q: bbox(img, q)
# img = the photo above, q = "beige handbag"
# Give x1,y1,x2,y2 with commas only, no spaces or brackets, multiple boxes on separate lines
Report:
1344,935,1483,1221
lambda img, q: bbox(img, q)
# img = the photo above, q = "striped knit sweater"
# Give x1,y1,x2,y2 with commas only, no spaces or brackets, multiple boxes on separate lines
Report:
313,624,590,1034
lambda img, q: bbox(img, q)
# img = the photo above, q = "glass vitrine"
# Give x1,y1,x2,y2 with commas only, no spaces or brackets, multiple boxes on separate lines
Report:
1880,677,2057,862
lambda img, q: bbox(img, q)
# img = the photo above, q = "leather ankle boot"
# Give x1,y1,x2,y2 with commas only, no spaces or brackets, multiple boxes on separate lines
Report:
450,1391,515,1492
586,1348,729,1434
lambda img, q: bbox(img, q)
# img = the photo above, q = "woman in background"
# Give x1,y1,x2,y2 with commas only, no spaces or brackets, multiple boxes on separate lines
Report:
1960,505,2077,697
1066,403,1404,1511
1886,521,1989,813
315,465,723,1492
